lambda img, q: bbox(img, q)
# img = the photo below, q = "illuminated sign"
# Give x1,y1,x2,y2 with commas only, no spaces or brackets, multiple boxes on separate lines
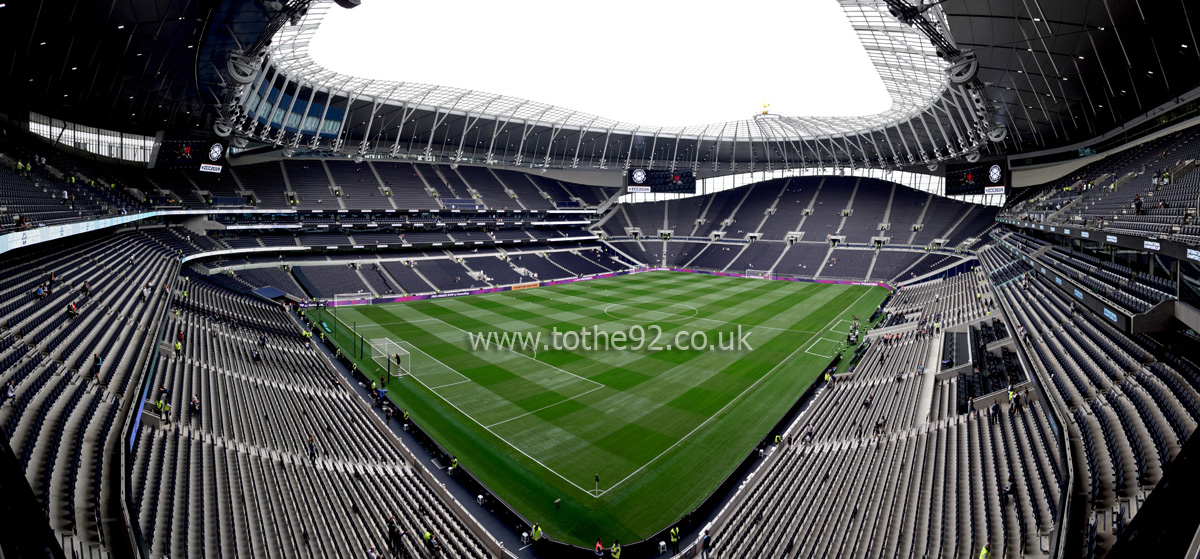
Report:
1103,308,1118,322
1106,235,1118,243
1143,240,1161,251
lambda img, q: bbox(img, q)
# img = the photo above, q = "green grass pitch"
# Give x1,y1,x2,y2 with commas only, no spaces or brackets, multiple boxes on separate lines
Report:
311,271,888,546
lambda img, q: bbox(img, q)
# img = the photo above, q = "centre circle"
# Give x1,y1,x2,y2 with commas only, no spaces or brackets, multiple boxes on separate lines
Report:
603,302,699,322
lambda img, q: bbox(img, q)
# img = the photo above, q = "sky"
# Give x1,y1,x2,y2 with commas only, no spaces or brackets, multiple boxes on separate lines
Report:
308,0,892,127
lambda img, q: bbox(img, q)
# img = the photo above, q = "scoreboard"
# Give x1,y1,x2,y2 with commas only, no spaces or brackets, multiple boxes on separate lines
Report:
944,159,1008,196
626,169,696,194
154,134,228,174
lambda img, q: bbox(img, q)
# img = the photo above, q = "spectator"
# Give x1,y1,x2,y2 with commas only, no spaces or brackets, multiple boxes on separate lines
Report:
387,516,407,556
308,433,317,460
424,530,441,556
2,381,13,406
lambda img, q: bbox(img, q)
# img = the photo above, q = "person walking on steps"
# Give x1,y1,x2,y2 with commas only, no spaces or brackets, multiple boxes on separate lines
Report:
386,515,406,557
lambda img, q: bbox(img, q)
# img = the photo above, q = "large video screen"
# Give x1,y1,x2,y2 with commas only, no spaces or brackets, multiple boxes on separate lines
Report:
626,169,695,194
945,159,1007,196
155,135,228,173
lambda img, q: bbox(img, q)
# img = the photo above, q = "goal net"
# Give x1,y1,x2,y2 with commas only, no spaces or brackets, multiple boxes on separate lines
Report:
369,338,411,378
746,269,775,280
332,292,373,314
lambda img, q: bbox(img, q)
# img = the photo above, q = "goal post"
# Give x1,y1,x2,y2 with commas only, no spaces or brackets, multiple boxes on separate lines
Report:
746,269,775,280
331,292,373,315
369,338,411,378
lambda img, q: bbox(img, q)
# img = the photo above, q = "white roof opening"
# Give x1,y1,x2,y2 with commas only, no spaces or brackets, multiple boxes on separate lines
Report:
309,0,893,128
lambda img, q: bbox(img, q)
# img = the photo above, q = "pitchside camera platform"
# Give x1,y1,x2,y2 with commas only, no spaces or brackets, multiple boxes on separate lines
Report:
627,169,696,194
944,159,1008,196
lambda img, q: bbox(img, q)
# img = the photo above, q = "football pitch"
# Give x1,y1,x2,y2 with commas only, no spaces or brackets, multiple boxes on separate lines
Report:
311,271,888,546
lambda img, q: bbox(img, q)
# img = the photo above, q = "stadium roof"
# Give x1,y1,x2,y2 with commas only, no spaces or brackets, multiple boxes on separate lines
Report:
269,0,951,142
943,0,1200,153
307,0,895,129
2,0,1198,168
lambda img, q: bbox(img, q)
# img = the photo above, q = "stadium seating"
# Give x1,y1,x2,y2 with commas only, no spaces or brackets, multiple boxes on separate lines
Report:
982,243,1198,554
292,265,371,298
131,278,490,558
0,231,175,555
711,277,1064,559
16,110,1200,559
326,160,388,210
281,160,341,210
595,175,990,281
371,162,438,209
1004,122,1200,247
232,267,307,299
